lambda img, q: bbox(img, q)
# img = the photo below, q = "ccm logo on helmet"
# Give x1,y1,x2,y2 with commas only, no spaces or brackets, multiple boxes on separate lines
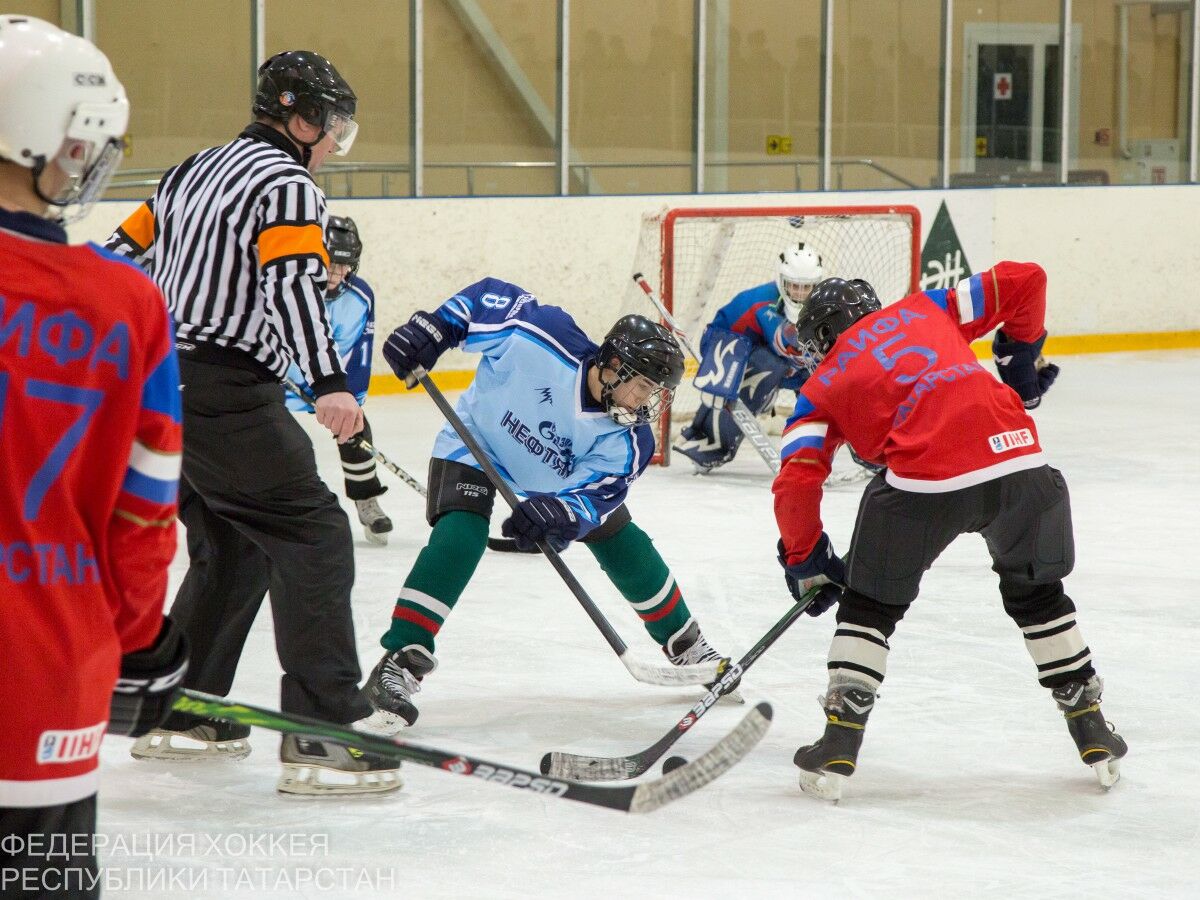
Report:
73,72,107,86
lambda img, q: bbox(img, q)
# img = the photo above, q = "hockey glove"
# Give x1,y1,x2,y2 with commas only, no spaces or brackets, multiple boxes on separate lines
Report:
992,330,1060,409
778,533,845,617
383,311,453,380
501,495,581,553
108,616,189,738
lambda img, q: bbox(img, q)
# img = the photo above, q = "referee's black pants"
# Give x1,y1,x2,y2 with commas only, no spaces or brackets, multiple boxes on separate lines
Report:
171,359,372,723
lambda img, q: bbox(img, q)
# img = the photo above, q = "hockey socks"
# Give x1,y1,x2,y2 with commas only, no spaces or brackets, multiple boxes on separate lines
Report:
586,522,691,645
381,511,488,654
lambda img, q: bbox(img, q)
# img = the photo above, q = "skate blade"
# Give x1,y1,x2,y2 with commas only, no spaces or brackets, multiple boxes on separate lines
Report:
1092,757,1121,789
798,769,844,802
277,763,402,797
363,529,389,546
130,731,251,762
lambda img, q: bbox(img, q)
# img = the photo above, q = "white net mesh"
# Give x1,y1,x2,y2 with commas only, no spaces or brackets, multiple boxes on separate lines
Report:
623,205,920,463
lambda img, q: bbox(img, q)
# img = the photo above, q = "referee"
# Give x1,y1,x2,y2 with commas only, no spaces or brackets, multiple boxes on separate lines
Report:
105,51,399,795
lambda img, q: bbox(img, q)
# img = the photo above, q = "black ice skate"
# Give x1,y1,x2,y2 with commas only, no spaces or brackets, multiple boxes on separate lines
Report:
1051,676,1128,789
365,645,437,726
793,684,876,801
663,619,743,704
355,496,393,546
672,436,735,474
130,710,251,762
277,735,401,796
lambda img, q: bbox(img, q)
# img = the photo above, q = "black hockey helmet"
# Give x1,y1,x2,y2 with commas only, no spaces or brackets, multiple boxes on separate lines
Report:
595,315,685,425
253,50,358,155
794,277,883,370
326,215,362,271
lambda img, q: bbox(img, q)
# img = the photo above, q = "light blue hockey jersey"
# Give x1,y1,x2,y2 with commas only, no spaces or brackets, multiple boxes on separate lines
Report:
428,277,656,537
286,274,375,411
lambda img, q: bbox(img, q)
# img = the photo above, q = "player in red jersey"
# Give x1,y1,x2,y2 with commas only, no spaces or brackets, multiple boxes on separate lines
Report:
773,265,1127,801
0,16,187,897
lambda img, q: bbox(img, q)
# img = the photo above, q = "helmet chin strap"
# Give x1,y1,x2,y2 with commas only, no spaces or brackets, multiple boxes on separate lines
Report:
284,116,325,168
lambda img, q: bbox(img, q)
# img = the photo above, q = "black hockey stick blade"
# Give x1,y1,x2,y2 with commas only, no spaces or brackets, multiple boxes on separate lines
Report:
542,589,817,781
171,689,769,813
486,536,541,554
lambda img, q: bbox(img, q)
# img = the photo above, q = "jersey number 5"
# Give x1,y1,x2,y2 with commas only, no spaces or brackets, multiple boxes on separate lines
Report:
0,372,104,521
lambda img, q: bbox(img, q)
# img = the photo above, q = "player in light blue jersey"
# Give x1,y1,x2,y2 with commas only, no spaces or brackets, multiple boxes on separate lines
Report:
362,278,736,725
285,215,393,544
675,242,824,471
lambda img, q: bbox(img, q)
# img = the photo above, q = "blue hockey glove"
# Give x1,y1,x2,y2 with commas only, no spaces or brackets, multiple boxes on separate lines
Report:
992,330,1060,409
778,534,845,617
383,311,452,380
108,617,189,738
501,496,581,553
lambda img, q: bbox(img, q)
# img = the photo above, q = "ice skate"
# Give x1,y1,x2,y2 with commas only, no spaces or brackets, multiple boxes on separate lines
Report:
365,645,437,726
1051,676,1128,789
793,683,876,801
355,496,393,546
276,734,401,796
663,619,744,704
672,436,735,474
130,711,251,762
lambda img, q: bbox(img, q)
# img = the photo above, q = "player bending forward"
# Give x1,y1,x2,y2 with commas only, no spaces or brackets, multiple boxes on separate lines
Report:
674,242,822,471
286,214,393,544
365,278,736,724
773,267,1126,801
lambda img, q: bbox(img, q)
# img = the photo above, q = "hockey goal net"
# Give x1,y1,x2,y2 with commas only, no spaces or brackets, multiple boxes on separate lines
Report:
623,205,922,465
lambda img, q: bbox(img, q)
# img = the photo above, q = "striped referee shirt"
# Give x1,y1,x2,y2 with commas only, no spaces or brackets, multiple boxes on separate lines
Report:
105,123,346,395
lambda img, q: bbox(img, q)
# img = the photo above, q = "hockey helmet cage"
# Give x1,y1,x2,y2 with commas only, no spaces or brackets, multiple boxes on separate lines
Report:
596,315,685,425
0,15,129,222
326,215,363,271
776,242,825,322
793,277,883,371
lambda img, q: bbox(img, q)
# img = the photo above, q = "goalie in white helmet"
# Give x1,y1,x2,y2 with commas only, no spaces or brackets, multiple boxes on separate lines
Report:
776,242,825,323
674,242,825,472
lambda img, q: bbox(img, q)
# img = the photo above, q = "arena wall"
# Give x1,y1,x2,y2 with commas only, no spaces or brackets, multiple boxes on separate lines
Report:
76,184,1200,392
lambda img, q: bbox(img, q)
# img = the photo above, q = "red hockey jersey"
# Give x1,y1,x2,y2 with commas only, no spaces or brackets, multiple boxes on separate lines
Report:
775,262,1048,564
0,209,181,808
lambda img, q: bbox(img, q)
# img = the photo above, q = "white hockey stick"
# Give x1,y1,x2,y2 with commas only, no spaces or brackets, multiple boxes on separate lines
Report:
632,273,781,474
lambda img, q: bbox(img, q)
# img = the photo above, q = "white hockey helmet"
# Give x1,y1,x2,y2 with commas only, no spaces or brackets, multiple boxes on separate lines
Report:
776,243,825,322
0,15,129,222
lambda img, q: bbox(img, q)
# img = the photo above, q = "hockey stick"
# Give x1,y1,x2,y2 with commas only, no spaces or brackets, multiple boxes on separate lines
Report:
632,273,781,475
542,586,819,781
486,536,538,553
172,689,771,813
282,377,428,497
409,368,721,687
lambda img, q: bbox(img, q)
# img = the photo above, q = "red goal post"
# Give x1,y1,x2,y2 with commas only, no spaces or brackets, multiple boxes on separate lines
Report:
624,204,922,465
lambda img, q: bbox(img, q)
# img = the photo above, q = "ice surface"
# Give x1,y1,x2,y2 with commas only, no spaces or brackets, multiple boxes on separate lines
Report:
97,351,1200,898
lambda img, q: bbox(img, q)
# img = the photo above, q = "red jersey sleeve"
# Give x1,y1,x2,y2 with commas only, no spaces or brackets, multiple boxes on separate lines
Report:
773,392,843,564
948,261,1047,344
108,302,181,654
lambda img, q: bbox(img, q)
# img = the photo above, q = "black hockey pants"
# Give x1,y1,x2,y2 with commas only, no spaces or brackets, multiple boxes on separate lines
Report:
171,359,371,723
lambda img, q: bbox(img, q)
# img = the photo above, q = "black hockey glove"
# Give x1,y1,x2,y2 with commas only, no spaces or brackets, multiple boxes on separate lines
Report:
108,616,189,738
992,330,1060,409
501,495,581,553
383,311,453,380
778,534,845,617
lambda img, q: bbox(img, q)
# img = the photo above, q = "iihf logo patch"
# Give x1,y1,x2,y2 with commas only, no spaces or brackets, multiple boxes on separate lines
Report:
442,756,473,775
988,428,1035,453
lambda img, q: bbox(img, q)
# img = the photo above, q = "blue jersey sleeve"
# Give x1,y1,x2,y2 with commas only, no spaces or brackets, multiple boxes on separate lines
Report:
556,424,655,535
338,276,374,404
432,277,597,365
